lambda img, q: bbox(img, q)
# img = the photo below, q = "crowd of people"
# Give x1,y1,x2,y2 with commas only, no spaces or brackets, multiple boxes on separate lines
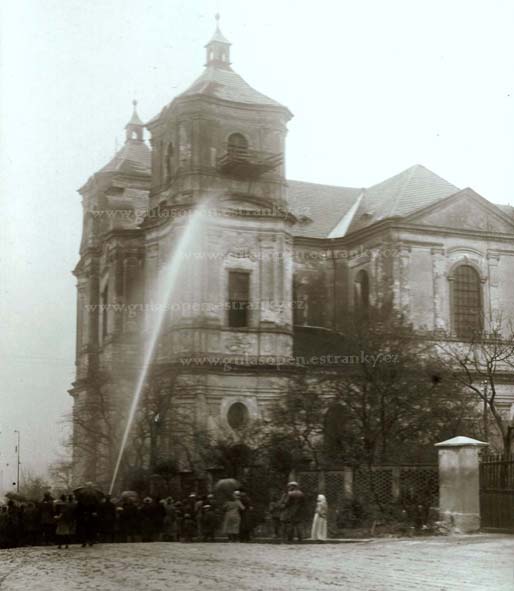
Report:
0,481,329,549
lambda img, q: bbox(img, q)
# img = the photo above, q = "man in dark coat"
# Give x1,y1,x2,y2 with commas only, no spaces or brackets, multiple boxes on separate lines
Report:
151,498,166,541
238,489,253,543
5,501,20,548
281,482,305,542
140,497,155,542
39,492,56,546
76,495,99,547
23,502,40,546
201,505,217,542
119,498,139,542
98,495,116,543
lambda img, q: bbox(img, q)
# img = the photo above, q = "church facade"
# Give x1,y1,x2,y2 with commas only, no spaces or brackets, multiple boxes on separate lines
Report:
70,21,514,487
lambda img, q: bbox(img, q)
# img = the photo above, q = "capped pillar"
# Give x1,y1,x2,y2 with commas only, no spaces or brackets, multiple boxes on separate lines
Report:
434,436,488,533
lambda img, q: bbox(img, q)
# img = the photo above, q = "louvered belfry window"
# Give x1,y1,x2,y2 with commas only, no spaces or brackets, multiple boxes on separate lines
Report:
228,271,250,328
452,265,482,338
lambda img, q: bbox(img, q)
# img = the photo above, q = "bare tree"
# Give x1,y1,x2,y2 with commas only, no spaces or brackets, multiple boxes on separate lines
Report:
436,318,514,457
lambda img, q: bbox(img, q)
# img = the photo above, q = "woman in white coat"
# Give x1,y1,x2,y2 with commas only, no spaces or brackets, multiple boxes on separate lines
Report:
311,494,328,541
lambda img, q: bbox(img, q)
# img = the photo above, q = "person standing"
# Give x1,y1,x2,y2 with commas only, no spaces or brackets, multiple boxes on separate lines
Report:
162,497,176,541
23,502,40,546
119,498,138,543
174,500,184,541
98,495,116,543
151,497,166,541
182,513,196,542
268,495,282,539
201,505,217,542
54,495,75,549
222,491,244,542
310,494,328,541
76,494,99,547
281,482,305,543
194,495,206,539
238,489,253,543
140,497,155,542
5,500,20,548
39,492,56,546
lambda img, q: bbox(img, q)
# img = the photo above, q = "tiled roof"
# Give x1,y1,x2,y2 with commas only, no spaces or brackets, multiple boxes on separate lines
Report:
289,165,460,239
288,180,362,238
99,141,151,177
178,65,285,109
347,165,459,234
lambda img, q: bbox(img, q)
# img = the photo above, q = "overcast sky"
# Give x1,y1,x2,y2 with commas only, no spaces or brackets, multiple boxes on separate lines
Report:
1,0,513,488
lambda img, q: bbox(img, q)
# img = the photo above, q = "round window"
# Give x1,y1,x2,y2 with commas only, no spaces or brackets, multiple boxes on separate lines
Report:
227,402,249,430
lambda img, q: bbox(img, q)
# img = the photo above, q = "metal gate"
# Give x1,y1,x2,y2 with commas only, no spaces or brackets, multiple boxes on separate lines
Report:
480,454,514,532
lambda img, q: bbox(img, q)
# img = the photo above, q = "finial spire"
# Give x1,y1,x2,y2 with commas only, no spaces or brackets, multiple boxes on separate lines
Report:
125,99,144,142
205,14,231,68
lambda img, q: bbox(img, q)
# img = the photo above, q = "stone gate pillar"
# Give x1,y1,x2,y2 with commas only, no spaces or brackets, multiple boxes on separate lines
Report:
434,436,488,533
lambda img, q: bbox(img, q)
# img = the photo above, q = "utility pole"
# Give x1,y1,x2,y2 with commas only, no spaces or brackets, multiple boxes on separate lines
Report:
14,430,20,493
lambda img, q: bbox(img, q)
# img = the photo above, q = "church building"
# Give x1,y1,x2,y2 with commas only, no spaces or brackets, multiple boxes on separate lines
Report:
70,19,514,487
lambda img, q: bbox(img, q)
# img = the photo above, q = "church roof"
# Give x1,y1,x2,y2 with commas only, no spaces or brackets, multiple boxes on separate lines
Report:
347,164,459,234
99,140,151,176
177,65,285,109
289,165,460,239
288,180,362,238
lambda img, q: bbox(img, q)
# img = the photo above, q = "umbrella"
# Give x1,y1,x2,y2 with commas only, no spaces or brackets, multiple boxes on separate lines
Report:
288,489,304,499
4,491,26,503
73,483,105,501
120,490,139,501
213,478,240,501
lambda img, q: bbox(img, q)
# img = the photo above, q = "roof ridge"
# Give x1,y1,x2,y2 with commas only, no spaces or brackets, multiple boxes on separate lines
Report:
327,191,365,238
287,179,359,191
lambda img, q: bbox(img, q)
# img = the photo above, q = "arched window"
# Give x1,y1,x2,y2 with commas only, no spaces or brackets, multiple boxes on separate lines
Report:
452,264,482,338
227,402,249,430
227,133,248,158
354,269,370,311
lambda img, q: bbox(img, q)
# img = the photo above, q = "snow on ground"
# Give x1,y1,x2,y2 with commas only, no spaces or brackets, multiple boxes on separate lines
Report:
0,535,512,591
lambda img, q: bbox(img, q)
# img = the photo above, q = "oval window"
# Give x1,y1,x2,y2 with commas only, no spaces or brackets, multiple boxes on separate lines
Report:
227,402,249,430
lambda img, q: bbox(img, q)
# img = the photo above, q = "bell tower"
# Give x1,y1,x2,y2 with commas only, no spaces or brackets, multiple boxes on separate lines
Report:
205,13,231,68
145,16,294,366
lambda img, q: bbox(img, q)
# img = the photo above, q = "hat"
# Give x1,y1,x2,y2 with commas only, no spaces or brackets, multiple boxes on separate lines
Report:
143,497,152,504
287,481,299,488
